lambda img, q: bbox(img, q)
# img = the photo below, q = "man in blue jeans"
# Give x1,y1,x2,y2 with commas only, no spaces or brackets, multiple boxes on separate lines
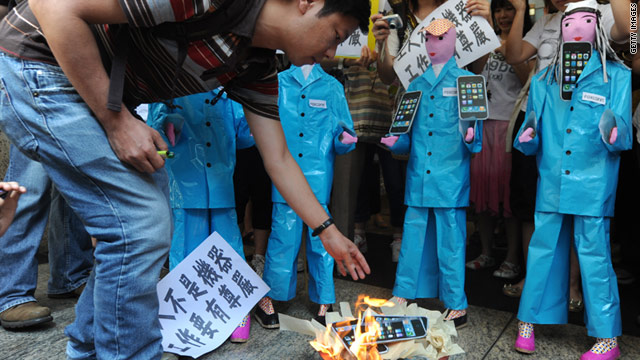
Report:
0,0,370,358
0,147,94,329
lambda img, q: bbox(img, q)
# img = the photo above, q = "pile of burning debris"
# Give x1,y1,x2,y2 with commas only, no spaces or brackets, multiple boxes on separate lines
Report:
279,296,464,360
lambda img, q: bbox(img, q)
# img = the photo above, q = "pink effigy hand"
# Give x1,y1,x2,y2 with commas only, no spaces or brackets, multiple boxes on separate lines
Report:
609,127,618,144
518,127,535,143
165,122,176,146
340,131,358,144
380,135,398,147
465,127,474,143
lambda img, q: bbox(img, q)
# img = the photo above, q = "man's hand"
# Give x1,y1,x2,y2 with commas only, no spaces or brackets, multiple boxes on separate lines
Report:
353,46,377,68
0,182,26,237
319,225,370,280
103,111,168,173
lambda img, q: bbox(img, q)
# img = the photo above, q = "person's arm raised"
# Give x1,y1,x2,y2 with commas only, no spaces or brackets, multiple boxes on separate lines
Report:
504,0,537,65
29,0,167,173
244,109,370,280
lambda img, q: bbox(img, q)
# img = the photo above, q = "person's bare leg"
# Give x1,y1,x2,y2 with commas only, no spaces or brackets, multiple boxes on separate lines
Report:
477,212,495,257
504,217,520,264
570,241,583,305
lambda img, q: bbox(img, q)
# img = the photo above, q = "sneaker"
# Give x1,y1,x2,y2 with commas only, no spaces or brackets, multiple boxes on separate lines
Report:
0,302,53,329
465,254,495,270
353,232,368,254
581,338,620,360
230,315,251,343
514,321,535,354
493,261,521,280
390,238,402,263
444,309,468,329
251,254,265,278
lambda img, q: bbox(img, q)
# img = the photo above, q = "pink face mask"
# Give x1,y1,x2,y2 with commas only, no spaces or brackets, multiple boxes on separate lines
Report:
424,28,456,65
562,11,597,43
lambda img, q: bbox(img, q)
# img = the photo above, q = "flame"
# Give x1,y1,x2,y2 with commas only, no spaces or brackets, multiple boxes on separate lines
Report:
314,295,394,360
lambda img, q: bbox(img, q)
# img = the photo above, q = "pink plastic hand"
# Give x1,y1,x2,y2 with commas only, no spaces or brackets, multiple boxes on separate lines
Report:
609,127,618,144
165,122,176,146
465,127,474,143
380,136,398,147
518,128,535,143
340,131,358,145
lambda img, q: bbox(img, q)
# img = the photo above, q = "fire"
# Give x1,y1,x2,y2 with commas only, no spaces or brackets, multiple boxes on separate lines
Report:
311,295,395,360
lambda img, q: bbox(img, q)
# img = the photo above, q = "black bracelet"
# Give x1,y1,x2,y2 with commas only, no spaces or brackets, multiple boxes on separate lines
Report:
311,218,335,237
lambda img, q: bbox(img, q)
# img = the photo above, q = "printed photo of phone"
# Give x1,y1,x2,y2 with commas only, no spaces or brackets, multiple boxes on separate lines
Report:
388,91,422,135
560,42,592,101
457,75,488,120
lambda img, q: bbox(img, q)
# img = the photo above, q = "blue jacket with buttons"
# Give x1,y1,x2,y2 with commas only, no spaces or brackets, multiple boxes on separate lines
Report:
273,65,355,205
389,57,483,208
147,90,254,209
514,52,632,217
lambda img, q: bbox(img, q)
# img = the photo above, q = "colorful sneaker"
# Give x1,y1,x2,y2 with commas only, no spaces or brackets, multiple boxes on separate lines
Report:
514,321,535,354
465,254,495,270
444,309,468,329
581,338,620,360
230,315,251,343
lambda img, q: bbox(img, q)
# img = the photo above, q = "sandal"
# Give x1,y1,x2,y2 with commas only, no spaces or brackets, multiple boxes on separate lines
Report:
503,283,523,298
465,254,495,270
569,298,584,312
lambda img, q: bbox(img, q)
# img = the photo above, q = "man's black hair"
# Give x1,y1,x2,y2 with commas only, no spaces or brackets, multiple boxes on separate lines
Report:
318,0,371,34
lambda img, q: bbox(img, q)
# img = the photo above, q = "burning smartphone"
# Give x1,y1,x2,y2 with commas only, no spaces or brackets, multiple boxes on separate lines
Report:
560,42,592,101
457,75,488,120
331,314,427,355
330,319,389,355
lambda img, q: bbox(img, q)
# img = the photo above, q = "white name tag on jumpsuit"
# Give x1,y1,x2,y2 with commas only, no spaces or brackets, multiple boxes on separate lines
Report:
582,92,606,105
442,87,458,97
309,99,327,108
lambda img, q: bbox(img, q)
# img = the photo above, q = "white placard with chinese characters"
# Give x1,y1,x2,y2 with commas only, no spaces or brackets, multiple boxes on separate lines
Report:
393,0,500,89
336,28,370,58
157,232,269,358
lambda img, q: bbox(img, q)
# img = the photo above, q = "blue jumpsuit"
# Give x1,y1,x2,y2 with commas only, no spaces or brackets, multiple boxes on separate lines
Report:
148,90,254,269
262,65,355,305
514,52,631,338
389,58,482,310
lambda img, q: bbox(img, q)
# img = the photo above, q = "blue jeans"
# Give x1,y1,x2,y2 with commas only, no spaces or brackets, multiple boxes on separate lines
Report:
0,53,172,359
0,145,91,311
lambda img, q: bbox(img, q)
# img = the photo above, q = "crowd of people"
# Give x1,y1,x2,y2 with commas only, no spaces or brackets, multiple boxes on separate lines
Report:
0,0,637,359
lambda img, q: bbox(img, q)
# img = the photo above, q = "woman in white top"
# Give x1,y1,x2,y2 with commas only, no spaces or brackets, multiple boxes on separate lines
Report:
465,0,534,281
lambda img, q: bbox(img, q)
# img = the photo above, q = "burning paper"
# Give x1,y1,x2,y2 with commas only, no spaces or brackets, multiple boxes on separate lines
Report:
279,296,464,360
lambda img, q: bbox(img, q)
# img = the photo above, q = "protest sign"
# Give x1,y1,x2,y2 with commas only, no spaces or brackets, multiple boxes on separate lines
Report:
336,0,381,58
157,232,269,358
393,0,500,89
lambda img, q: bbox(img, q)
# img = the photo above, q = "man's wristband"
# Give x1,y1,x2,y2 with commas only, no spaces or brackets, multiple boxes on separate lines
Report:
312,218,335,237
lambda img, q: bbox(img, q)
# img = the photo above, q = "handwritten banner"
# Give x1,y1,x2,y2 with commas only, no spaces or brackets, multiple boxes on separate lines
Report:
336,0,381,58
393,0,500,89
157,232,269,358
